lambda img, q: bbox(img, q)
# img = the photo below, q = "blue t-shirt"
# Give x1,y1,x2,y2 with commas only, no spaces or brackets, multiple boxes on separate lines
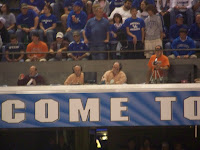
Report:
5,42,25,59
109,23,123,42
132,0,155,9
84,17,109,46
171,36,195,56
169,24,188,41
124,17,145,41
68,41,89,56
16,9,37,28
39,14,57,29
67,10,87,30
20,0,45,11
188,23,200,41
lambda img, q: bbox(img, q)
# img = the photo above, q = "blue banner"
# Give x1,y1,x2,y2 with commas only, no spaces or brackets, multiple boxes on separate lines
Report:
0,85,200,128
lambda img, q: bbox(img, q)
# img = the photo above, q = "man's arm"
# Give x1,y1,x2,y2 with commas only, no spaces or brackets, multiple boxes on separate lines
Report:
115,72,127,84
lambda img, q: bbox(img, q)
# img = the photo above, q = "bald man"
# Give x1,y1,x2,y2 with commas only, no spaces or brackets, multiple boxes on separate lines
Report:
64,65,84,85
17,65,46,86
101,62,127,84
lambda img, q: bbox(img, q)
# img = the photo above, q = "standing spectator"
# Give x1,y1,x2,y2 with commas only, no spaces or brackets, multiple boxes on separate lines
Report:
144,4,163,58
124,7,145,59
188,14,200,49
83,4,109,60
48,32,69,61
101,61,127,84
170,0,193,27
193,0,200,16
132,0,155,9
5,34,24,62
93,0,110,16
169,28,197,59
109,0,132,23
137,0,149,20
68,31,90,61
0,17,9,44
109,13,123,59
0,3,16,35
64,65,84,85
65,1,87,42
38,4,57,46
156,0,172,30
16,3,39,43
20,0,45,14
87,3,108,20
17,65,46,86
26,32,48,62
165,14,188,55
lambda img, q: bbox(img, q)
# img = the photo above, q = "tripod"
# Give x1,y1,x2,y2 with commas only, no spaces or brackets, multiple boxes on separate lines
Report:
150,69,163,84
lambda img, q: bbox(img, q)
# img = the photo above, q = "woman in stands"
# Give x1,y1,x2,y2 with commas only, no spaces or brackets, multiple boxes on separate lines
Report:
38,4,57,46
137,0,149,20
0,3,16,35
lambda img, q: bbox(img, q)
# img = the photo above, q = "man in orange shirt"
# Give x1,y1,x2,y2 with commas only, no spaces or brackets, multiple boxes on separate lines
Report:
146,45,170,84
26,32,48,62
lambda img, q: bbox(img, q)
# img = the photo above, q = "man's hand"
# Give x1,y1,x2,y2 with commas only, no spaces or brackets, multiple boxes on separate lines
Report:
177,56,181,59
32,79,36,85
23,28,30,33
104,39,109,43
132,35,137,45
49,49,54,54
184,55,189,59
66,28,72,32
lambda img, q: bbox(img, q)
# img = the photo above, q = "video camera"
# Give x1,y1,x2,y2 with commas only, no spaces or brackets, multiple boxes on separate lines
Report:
153,58,158,65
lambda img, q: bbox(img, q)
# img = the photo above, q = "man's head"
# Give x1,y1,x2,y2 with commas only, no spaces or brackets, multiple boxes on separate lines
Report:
130,7,138,17
56,32,64,43
179,28,187,40
32,32,40,42
73,1,83,13
10,34,18,44
73,31,81,42
195,14,200,24
155,45,163,58
176,14,184,25
93,4,103,18
123,0,132,10
73,65,82,77
146,4,157,16
112,62,122,75
0,17,5,29
29,66,38,77
128,138,136,150
21,3,28,15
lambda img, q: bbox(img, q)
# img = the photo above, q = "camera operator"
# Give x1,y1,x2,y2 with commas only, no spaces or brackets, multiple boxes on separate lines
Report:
146,45,170,84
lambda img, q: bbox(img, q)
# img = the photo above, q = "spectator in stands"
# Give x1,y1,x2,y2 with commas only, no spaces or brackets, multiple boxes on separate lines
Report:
0,3,16,35
165,14,188,55
170,0,193,27
109,0,132,23
64,65,84,85
132,0,155,9
83,4,109,60
68,31,90,61
0,17,9,44
109,0,124,13
144,4,164,58
5,34,24,62
20,0,45,14
124,7,145,59
128,138,136,150
109,13,123,59
193,0,200,16
17,65,46,86
65,1,87,42
169,28,197,59
87,3,108,20
146,45,170,84
38,4,57,46
137,0,149,20
101,61,127,84
16,3,39,43
156,0,172,30
48,32,69,61
93,0,110,16
26,32,48,62
188,14,200,49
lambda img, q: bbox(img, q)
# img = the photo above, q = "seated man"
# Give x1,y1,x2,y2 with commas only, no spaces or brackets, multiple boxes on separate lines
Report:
48,32,69,61
169,28,197,59
67,31,90,61
64,65,84,85
146,45,170,84
5,34,25,62
101,62,127,84
17,65,46,86
26,32,48,62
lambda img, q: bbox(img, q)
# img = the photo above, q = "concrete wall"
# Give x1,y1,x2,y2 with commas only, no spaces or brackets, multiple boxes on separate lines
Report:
1,59,200,86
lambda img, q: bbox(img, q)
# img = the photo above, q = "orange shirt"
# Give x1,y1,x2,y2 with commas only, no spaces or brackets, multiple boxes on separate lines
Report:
148,54,170,77
26,41,48,59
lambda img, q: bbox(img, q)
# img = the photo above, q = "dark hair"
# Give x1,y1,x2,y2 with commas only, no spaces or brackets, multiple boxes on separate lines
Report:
72,65,82,73
10,34,17,40
44,4,53,14
155,45,163,51
124,0,132,4
145,4,157,14
1,3,10,14
130,7,137,12
139,0,148,12
179,28,187,34
113,13,122,23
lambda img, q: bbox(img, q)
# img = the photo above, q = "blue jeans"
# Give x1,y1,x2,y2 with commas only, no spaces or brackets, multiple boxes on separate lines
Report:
90,44,107,60
16,29,38,43
38,29,55,46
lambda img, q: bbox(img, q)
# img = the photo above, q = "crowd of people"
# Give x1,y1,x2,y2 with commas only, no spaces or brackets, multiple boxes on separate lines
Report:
0,0,200,62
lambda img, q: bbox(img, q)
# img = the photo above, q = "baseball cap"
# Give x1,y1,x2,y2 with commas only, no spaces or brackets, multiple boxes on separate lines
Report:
73,1,83,8
56,32,64,38
73,31,80,36
176,14,183,19
0,17,6,25
155,45,163,51
21,3,28,9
